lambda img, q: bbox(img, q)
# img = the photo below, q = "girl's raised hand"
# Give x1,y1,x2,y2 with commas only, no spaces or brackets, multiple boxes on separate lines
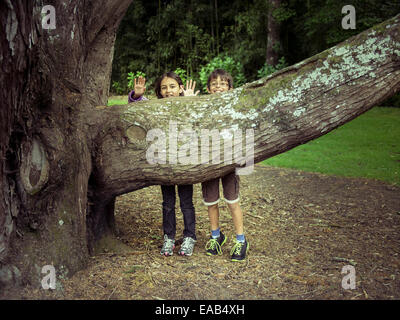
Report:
181,79,200,96
134,76,146,98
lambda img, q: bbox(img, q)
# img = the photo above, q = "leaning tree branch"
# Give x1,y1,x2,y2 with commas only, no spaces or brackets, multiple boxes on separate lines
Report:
84,15,400,200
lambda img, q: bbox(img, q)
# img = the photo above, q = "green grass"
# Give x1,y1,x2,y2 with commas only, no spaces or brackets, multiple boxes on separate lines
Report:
262,107,400,185
107,97,127,106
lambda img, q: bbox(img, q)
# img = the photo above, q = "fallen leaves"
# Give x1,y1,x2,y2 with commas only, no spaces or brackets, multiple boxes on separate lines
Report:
6,165,400,300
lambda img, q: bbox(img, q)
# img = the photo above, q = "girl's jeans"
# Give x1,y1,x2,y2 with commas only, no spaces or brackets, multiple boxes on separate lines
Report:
161,185,196,240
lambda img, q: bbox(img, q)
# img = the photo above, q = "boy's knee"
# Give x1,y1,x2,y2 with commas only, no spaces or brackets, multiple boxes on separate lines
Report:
227,201,240,211
208,203,219,210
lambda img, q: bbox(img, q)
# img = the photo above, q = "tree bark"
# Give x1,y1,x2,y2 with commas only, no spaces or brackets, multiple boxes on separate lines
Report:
266,0,281,66
0,0,132,288
1,1,399,289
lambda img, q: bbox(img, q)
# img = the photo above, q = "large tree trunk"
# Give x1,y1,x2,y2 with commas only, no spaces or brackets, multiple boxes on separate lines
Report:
1,1,399,290
0,0,132,289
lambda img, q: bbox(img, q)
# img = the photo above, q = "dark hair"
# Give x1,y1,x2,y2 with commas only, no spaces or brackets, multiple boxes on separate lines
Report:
207,69,234,90
154,71,184,99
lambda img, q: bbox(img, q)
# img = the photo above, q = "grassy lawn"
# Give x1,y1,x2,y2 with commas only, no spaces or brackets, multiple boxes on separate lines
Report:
108,96,128,106
262,107,400,185
108,95,400,185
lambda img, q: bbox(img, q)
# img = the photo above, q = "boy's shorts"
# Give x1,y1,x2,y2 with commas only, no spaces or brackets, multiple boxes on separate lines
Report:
201,171,240,206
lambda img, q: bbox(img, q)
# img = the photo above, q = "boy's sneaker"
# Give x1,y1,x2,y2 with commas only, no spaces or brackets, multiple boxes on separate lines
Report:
230,238,249,262
178,237,196,256
160,235,175,256
205,232,226,256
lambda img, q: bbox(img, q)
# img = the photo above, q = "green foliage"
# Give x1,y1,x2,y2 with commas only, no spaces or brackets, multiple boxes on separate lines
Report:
220,0,269,82
271,2,296,23
287,0,400,59
110,0,400,104
199,55,246,92
174,67,188,85
111,81,124,95
257,57,289,78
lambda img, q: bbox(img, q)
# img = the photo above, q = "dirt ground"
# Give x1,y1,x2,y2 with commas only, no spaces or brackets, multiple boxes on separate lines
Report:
4,165,400,300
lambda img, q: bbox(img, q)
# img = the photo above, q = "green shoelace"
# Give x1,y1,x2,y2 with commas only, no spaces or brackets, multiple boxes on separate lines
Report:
230,241,244,256
205,238,223,255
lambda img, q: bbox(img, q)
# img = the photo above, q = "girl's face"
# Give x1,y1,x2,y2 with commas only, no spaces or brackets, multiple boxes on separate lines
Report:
160,77,183,98
207,76,230,94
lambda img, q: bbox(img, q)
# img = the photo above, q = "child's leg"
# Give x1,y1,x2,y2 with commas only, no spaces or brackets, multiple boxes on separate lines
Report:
222,172,245,239
229,201,248,261
160,185,176,239
227,202,244,235
201,178,221,234
207,203,220,232
177,184,196,240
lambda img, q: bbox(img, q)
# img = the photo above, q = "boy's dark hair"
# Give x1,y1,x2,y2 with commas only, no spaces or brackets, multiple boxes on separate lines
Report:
207,69,234,90
154,71,184,99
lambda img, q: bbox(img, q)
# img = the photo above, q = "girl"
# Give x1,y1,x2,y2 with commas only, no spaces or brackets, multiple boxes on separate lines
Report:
128,72,199,256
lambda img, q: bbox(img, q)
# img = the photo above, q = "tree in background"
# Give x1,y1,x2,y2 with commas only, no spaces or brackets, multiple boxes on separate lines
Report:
111,0,400,97
266,0,281,66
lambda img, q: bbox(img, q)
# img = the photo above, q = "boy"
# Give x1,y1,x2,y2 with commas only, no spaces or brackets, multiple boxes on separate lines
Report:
202,69,249,261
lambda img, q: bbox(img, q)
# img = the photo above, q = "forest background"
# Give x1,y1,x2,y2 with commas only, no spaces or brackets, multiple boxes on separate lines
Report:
110,0,400,106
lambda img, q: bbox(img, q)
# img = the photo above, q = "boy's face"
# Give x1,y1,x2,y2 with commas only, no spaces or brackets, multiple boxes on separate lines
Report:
207,76,230,94
160,77,183,98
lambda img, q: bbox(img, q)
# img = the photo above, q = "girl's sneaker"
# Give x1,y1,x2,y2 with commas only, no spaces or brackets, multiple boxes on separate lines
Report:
160,235,175,256
178,237,196,256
